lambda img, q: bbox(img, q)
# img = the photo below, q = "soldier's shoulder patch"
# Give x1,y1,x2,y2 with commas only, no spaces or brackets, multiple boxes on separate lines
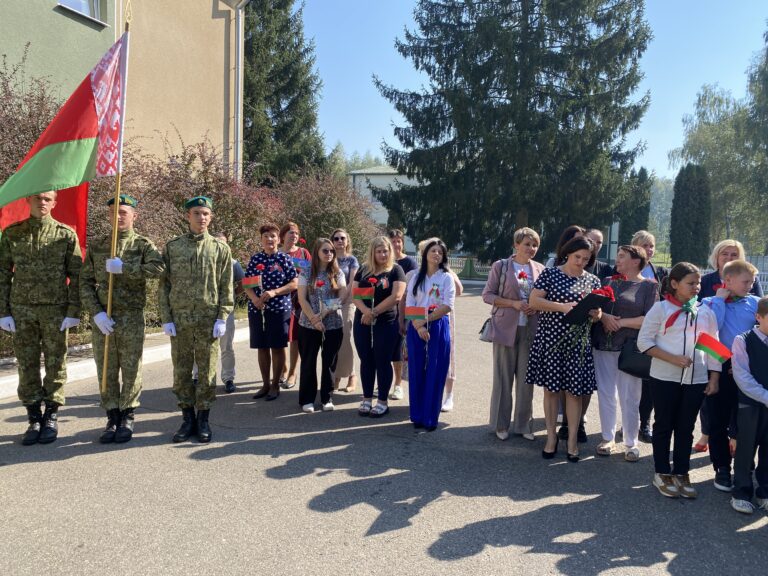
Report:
3,220,25,233
55,222,78,235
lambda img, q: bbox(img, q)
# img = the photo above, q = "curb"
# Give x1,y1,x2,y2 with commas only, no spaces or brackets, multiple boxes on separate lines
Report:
0,324,251,401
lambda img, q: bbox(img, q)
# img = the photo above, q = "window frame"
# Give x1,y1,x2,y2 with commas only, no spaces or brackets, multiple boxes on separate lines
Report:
57,1,109,27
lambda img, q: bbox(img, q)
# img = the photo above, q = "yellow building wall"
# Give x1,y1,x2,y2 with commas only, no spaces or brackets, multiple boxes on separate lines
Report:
116,0,235,165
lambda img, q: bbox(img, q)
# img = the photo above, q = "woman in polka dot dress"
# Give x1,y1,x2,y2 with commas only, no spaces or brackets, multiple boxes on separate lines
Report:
526,235,602,462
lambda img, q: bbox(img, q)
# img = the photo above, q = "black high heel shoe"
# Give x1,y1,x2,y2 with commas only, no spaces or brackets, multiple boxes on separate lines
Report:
542,438,559,459
567,451,580,463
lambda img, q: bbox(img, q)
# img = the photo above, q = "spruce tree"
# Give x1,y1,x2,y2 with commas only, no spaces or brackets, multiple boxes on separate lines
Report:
670,164,711,266
374,0,650,260
619,167,652,245
243,0,324,182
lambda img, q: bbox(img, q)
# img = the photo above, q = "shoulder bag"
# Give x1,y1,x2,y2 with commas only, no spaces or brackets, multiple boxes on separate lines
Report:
618,338,652,379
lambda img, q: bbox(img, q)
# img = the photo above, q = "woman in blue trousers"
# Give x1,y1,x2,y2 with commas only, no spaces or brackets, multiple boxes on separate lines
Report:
406,238,456,431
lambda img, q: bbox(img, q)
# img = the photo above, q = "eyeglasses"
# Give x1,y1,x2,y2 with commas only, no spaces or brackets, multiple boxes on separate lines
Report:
321,248,335,255
332,236,346,242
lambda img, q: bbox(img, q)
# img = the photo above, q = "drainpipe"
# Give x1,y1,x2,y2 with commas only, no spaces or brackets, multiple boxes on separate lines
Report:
234,0,253,180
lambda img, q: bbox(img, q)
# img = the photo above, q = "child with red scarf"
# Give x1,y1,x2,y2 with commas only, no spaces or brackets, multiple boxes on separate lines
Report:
637,262,721,500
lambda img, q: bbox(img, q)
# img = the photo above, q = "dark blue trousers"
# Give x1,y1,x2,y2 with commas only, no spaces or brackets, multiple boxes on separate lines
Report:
708,360,738,472
353,315,400,401
407,317,450,428
733,404,768,501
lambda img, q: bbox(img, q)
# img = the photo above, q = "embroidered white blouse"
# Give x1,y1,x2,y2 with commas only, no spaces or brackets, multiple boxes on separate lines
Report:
405,269,456,313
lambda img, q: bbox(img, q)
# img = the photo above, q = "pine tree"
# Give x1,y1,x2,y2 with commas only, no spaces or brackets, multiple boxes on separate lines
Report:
618,167,652,245
243,0,324,182
670,164,711,266
374,0,650,260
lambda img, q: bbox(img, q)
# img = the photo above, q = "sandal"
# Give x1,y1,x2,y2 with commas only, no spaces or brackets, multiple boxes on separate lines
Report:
358,400,372,416
624,447,640,462
369,403,389,418
596,441,614,457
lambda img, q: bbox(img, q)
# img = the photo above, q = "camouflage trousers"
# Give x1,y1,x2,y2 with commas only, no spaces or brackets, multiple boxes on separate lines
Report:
12,304,67,406
171,318,220,410
92,310,145,411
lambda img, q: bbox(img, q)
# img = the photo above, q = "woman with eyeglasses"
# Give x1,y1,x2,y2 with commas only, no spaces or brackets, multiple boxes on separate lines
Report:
352,236,406,417
279,221,311,390
331,228,359,393
296,238,346,413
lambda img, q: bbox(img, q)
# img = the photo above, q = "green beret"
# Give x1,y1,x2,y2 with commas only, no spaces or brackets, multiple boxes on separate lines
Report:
107,194,138,208
184,196,213,210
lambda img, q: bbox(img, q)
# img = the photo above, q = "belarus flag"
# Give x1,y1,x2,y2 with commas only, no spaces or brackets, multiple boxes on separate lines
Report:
0,32,129,254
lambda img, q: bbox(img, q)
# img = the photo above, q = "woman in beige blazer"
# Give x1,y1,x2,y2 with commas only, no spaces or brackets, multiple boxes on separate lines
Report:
482,227,545,441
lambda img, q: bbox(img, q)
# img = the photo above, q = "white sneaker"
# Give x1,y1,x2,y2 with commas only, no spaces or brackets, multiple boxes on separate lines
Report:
441,394,454,412
322,401,334,412
731,497,755,514
389,385,404,400
495,430,509,441
301,403,315,413
521,432,535,441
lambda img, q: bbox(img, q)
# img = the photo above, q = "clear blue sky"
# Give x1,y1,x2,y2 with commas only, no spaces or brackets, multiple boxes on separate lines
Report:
302,0,768,179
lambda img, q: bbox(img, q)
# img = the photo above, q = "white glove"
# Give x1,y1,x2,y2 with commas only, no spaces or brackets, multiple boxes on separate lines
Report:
213,319,226,338
0,316,16,333
105,257,123,274
60,317,80,331
93,312,115,336
163,322,177,337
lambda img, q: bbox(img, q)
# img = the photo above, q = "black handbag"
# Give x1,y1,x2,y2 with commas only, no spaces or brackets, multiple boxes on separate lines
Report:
618,338,651,379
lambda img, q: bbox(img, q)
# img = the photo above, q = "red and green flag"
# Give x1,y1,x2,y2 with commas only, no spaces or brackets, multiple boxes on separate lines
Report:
404,306,428,320
695,333,732,363
242,276,262,290
0,32,130,253
352,287,374,301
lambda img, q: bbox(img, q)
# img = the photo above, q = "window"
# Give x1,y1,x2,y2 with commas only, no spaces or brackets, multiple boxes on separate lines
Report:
58,1,107,25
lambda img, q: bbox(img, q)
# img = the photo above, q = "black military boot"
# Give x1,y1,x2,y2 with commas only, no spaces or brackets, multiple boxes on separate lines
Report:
196,409,211,443
114,409,135,444
38,403,59,444
172,407,196,443
21,403,43,445
99,409,121,443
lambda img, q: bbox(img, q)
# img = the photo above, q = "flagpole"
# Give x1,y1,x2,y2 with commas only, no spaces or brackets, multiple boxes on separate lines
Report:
101,7,132,395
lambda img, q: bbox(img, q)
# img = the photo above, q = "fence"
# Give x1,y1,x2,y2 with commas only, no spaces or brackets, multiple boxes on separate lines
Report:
447,255,768,294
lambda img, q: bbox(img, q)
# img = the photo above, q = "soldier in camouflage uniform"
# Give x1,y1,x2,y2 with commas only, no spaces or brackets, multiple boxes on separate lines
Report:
80,194,164,443
159,196,233,443
0,191,82,445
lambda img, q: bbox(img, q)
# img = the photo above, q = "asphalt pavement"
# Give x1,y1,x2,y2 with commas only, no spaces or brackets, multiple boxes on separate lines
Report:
1,286,766,575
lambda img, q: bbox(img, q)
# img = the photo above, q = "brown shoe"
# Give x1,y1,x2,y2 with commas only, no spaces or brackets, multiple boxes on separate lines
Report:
653,473,679,498
674,474,697,499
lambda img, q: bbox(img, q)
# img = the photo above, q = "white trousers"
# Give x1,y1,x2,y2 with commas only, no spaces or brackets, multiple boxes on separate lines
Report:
593,349,642,448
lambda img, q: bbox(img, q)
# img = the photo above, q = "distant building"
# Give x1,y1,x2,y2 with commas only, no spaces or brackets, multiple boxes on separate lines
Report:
0,0,248,171
348,165,419,254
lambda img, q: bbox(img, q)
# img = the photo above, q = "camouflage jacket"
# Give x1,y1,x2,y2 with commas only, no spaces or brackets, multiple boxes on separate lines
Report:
159,231,233,325
80,229,165,315
0,215,82,317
